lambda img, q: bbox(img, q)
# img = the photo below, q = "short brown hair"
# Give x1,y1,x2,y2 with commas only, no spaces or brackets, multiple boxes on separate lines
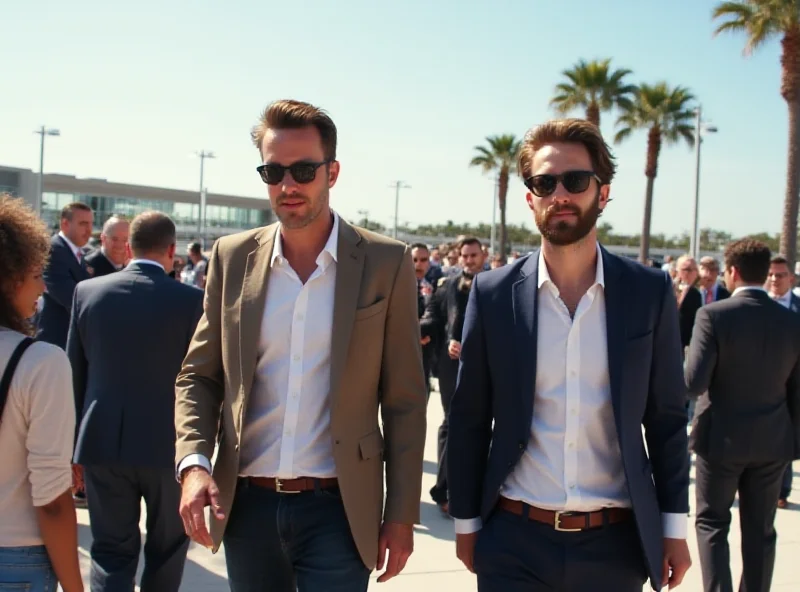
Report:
458,237,483,251
251,99,337,161
61,201,92,221
0,194,51,334
517,119,617,184
129,211,176,255
771,255,789,267
699,256,719,273
724,238,771,284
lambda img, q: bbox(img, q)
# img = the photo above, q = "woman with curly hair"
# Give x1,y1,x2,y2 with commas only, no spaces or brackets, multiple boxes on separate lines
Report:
0,194,83,592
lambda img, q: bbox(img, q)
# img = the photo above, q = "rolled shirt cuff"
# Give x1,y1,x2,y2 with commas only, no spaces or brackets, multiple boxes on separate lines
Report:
454,517,483,535
176,453,212,482
661,512,687,539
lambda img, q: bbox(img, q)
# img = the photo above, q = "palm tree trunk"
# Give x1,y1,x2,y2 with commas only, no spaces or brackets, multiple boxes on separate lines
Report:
640,175,655,263
498,169,509,257
781,98,800,266
586,102,600,128
640,127,662,264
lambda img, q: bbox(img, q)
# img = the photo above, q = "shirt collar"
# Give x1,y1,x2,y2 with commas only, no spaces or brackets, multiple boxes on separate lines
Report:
127,258,165,272
58,231,81,257
271,211,339,269
537,242,605,291
733,286,767,297
771,289,793,307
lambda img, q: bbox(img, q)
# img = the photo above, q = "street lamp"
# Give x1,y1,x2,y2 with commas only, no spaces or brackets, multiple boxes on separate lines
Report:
689,105,717,260
196,150,215,249
490,175,499,254
389,181,411,239
33,126,60,216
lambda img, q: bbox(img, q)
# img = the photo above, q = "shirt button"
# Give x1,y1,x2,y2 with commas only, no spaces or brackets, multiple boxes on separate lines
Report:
292,391,298,398
569,483,576,489
293,354,300,361
296,314,304,321
285,430,292,436
568,442,575,449
570,370,577,376
571,408,577,415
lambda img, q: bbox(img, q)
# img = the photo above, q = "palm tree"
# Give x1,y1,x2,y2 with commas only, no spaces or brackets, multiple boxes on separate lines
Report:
550,58,638,127
713,1,800,266
469,135,521,258
615,83,696,263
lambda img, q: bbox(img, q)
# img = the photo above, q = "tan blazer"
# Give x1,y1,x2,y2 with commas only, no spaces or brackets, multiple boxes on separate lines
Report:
175,217,427,568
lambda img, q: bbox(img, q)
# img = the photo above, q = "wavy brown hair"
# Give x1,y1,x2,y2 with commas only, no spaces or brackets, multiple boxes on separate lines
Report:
0,194,51,334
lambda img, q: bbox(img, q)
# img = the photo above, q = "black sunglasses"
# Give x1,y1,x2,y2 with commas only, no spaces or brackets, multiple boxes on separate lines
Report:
523,170,602,197
256,160,331,185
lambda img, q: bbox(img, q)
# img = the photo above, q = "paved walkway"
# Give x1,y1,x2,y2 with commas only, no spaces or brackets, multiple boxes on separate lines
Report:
75,391,800,591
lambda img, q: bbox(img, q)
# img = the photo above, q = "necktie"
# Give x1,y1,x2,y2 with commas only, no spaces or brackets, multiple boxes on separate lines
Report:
705,289,713,305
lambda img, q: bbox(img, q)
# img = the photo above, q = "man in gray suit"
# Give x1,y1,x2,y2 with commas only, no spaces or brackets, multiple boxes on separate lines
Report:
67,211,204,592
686,238,800,592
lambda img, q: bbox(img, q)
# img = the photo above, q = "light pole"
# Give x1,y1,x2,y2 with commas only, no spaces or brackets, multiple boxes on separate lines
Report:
34,126,60,216
689,105,717,260
389,181,411,239
196,150,215,249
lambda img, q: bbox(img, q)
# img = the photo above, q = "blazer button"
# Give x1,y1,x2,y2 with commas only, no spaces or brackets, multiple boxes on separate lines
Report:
518,442,525,449
234,444,239,451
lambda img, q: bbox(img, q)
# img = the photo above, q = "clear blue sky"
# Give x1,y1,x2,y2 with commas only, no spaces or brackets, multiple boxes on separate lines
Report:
1,0,785,238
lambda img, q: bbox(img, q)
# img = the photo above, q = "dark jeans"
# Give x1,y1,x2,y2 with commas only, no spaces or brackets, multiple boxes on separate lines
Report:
780,462,793,500
0,546,56,592
474,507,648,592
84,465,189,592
223,479,370,592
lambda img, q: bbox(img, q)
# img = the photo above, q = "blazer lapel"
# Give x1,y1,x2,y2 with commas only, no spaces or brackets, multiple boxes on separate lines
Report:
239,225,277,403
329,220,364,420
512,253,540,425
600,248,627,432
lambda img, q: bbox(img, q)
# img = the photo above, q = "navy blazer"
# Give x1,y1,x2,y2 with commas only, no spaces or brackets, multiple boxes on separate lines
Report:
447,247,689,591
36,235,91,349
68,262,204,469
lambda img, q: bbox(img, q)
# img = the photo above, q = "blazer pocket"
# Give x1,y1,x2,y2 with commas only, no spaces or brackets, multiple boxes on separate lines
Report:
354,298,387,322
359,429,384,460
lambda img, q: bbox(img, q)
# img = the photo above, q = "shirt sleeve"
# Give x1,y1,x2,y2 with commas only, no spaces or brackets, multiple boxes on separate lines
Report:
454,517,483,534
662,512,687,539
22,344,76,507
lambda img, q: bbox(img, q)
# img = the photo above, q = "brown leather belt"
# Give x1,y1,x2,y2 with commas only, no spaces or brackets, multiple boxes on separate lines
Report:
497,497,632,531
248,477,339,494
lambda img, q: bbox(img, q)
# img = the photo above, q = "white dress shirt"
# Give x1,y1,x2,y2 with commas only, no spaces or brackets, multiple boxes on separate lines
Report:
770,289,793,308
455,245,686,539
58,231,82,261
178,214,339,479
127,258,165,271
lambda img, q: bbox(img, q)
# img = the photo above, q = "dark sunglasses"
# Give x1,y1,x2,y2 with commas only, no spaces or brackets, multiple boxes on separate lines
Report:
523,170,601,197
256,160,331,185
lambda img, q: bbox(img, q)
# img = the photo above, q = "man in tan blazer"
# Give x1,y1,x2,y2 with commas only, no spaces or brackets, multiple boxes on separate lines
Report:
174,99,427,592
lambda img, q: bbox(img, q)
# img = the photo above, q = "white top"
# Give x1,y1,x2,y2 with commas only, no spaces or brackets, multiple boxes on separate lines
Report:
179,214,340,479
771,289,793,308
0,328,75,546
455,245,686,539
732,286,767,297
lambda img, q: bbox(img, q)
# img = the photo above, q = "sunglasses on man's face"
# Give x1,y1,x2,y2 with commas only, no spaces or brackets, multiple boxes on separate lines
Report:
523,170,601,197
256,160,331,185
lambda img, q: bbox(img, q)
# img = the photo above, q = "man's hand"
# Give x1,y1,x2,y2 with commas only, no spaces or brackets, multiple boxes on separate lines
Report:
420,335,431,346
178,467,225,549
448,340,462,360
71,464,84,494
456,532,478,573
663,537,691,589
375,522,414,583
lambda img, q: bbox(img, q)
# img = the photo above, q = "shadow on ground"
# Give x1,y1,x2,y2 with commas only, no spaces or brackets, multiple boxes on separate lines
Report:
416,501,456,542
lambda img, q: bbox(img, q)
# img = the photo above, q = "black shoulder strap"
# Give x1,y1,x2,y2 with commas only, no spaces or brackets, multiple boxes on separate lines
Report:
0,337,36,423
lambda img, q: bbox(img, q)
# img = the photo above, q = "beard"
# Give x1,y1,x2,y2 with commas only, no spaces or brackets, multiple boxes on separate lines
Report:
534,191,601,246
275,188,328,230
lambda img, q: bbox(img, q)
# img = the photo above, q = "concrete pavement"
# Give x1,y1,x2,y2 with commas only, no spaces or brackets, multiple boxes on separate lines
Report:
75,388,800,591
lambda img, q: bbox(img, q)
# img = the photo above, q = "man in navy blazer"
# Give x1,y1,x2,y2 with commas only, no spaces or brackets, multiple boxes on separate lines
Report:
36,202,94,349
68,211,203,591
447,119,691,591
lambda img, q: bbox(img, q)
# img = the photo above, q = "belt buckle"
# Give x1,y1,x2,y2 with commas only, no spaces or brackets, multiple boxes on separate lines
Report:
275,478,300,494
554,511,581,532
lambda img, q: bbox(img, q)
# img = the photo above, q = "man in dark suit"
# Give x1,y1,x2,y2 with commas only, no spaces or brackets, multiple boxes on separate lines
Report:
766,254,800,509
676,255,703,350
411,243,434,396
84,216,130,277
699,256,731,305
421,237,485,514
448,119,691,591
686,239,800,592
37,202,94,349
67,211,204,592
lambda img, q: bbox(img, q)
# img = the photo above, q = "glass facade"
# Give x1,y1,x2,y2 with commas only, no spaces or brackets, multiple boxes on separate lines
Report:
41,192,271,236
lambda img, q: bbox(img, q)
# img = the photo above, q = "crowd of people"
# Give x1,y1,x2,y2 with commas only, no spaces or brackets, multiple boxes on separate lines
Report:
0,99,797,592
